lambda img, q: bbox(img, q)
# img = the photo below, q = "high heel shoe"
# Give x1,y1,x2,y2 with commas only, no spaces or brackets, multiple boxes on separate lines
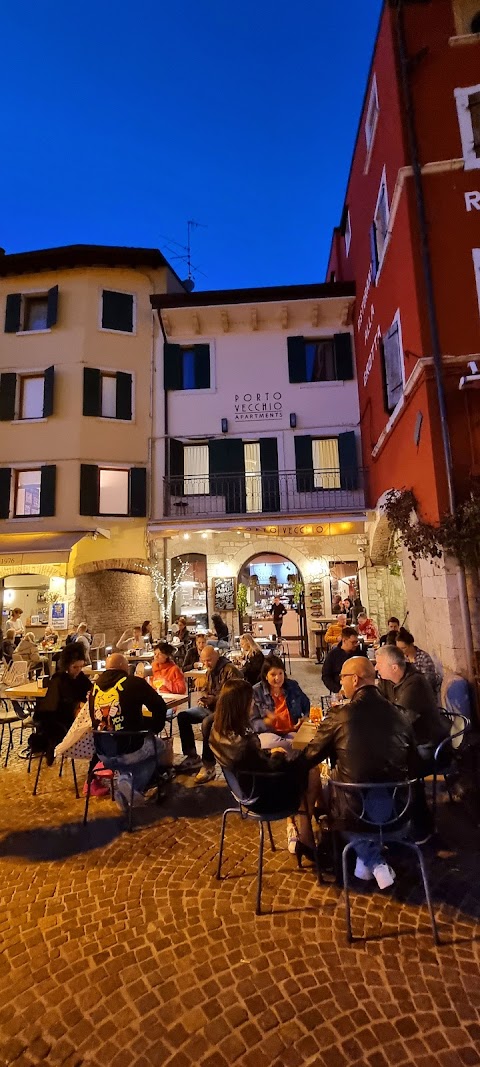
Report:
294,840,317,868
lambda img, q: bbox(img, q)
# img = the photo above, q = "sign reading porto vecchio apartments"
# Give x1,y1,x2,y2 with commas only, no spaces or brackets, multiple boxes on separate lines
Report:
234,391,283,422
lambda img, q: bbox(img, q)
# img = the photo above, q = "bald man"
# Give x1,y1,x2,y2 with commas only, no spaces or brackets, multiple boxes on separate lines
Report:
303,656,418,889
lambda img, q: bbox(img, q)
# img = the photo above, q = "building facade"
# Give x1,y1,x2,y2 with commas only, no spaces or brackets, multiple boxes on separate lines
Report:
327,0,480,678
0,245,185,644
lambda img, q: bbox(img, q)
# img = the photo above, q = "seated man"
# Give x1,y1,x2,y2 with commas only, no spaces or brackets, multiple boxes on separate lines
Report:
90,653,168,810
303,657,418,889
356,612,379,644
324,614,347,647
375,645,449,758
321,626,366,693
176,645,241,782
379,616,400,647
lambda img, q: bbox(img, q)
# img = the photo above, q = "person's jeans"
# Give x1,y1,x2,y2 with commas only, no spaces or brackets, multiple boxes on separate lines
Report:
101,736,166,795
346,787,394,870
177,706,215,763
258,731,295,756
274,621,283,639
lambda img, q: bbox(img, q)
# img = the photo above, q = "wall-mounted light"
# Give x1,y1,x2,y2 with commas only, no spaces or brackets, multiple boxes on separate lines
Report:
289,413,297,428
221,418,228,433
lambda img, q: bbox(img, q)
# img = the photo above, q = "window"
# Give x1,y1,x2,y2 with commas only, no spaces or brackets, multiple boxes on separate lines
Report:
244,442,262,512
15,470,41,516
164,343,211,390
472,12,480,32
184,444,210,494
312,438,341,489
365,75,379,157
101,290,135,333
370,168,390,280
83,368,133,420
79,465,146,517
99,469,129,515
19,375,44,420
4,286,58,333
454,84,480,170
287,333,354,383
381,313,404,413
344,210,352,256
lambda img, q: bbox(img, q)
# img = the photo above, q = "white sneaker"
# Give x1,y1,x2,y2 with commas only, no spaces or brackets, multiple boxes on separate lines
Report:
286,819,299,854
372,863,396,889
194,764,216,784
354,858,374,881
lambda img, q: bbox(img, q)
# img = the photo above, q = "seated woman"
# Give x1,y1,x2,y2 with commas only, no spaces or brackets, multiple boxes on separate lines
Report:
2,628,16,662
356,612,379,644
210,677,319,862
15,631,41,676
150,641,187,694
141,620,154,646
208,613,229,649
251,655,310,750
395,627,441,696
239,633,265,686
28,642,92,764
182,633,207,672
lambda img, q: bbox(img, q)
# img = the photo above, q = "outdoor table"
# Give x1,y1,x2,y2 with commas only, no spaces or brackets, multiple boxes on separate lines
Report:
3,682,47,700
291,721,318,750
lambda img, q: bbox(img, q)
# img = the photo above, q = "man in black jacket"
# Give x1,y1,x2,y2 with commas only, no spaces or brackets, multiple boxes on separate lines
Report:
321,627,367,693
375,645,448,755
304,656,418,888
91,653,167,809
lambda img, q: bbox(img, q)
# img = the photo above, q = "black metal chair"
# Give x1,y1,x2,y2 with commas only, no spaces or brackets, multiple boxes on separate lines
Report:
431,710,470,829
327,779,439,945
216,766,321,915
1,698,35,767
83,729,163,832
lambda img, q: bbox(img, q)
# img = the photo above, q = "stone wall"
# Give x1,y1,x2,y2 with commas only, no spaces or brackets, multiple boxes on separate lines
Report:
72,570,155,647
365,564,407,636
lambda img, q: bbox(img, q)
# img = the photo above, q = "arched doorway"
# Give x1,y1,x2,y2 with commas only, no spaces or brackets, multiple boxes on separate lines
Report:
237,552,307,656
1,571,66,638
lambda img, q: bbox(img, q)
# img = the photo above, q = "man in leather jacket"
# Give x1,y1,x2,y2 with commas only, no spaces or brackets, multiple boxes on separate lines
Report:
375,645,448,755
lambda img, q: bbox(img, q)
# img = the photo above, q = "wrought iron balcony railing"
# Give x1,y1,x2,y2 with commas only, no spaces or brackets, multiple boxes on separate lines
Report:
163,468,366,519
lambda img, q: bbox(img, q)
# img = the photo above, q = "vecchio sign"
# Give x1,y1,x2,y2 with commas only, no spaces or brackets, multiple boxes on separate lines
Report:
234,391,283,421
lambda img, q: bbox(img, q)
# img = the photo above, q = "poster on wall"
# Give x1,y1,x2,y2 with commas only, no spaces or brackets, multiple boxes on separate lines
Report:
50,601,68,630
214,577,235,612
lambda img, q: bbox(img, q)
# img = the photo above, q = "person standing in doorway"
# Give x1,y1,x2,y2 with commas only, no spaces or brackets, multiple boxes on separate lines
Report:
271,596,287,641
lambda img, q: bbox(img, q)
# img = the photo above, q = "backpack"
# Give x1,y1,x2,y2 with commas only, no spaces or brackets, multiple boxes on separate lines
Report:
89,676,126,732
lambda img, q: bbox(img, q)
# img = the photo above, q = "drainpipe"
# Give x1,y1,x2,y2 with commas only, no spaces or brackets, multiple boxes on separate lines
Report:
394,0,476,697
158,308,170,632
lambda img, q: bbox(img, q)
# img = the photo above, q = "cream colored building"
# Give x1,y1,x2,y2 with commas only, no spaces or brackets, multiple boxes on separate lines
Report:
0,244,185,644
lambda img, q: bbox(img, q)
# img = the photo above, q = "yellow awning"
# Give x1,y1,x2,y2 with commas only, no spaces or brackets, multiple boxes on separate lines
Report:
0,531,91,566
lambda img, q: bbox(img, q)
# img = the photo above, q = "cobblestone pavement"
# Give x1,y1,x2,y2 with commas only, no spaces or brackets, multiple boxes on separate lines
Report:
1,661,480,1066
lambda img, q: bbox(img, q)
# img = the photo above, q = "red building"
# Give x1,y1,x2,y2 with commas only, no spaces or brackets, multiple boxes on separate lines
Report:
327,0,480,680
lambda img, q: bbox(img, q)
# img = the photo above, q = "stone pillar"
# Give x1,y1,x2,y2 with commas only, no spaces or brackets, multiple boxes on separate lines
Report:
73,570,154,647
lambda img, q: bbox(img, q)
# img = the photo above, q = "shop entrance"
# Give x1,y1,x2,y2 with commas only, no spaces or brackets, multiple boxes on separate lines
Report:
237,552,307,656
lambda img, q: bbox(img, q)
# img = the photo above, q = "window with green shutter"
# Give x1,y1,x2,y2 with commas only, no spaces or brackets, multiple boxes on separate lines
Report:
287,335,354,383
101,290,135,333
83,368,133,420
164,343,211,391
4,287,59,333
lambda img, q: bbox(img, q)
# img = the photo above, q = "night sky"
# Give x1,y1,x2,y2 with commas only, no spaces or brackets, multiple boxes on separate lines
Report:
2,0,383,289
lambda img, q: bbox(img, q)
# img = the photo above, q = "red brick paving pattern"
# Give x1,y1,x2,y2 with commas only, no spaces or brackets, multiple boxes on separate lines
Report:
1,757,480,1066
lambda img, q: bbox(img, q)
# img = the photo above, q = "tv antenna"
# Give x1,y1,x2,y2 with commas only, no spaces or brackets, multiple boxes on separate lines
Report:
159,219,207,290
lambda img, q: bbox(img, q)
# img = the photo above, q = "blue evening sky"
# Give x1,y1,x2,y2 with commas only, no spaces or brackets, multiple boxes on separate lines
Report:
2,0,382,290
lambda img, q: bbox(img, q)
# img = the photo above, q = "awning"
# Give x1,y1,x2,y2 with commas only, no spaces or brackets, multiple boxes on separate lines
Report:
0,531,92,566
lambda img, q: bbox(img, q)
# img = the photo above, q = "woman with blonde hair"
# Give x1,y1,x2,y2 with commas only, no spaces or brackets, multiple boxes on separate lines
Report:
239,633,264,686
15,631,41,675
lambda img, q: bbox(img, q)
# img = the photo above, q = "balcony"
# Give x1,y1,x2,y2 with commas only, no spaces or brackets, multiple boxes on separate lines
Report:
163,469,366,520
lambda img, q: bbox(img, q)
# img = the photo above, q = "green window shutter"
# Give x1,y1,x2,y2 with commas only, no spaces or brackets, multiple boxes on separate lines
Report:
164,343,183,390
369,224,378,283
83,367,101,416
259,438,280,513
80,464,99,515
338,431,358,490
43,366,55,417
46,285,59,328
334,333,354,380
39,465,56,517
129,467,147,517
0,373,17,420
287,336,307,383
209,439,246,514
4,294,21,333
169,438,185,496
102,290,134,332
116,372,132,420
194,344,210,389
0,468,11,518
294,435,314,493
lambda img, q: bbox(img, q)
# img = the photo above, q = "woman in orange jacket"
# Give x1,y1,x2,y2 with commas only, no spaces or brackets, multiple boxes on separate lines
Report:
150,641,187,694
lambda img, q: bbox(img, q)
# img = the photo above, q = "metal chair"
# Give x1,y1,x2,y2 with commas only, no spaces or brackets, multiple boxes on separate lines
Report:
431,710,470,828
2,699,35,767
89,633,106,667
216,766,321,915
327,779,439,945
83,729,162,832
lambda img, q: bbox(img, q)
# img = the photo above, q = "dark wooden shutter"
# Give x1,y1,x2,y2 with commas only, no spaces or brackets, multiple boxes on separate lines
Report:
334,333,354,380
379,339,390,413
4,294,21,333
209,439,246,514
39,465,56,516
382,321,403,412
43,366,55,417
294,435,314,493
369,224,378,282
83,367,101,416
0,373,16,421
46,285,59,328
80,464,99,515
129,467,147,517
338,431,358,490
169,438,185,496
259,438,280,513
0,468,11,518
287,336,307,383
116,372,132,420
194,344,210,389
102,290,134,332
164,343,183,390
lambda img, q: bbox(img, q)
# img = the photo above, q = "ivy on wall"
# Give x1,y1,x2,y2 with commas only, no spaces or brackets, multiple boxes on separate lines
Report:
383,488,480,576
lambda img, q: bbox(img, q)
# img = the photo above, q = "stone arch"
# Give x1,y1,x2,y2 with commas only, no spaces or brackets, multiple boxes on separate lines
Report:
73,558,149,577
229,538,310,578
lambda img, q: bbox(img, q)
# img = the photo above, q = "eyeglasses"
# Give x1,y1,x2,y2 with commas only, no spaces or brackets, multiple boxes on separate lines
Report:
339,673,356,680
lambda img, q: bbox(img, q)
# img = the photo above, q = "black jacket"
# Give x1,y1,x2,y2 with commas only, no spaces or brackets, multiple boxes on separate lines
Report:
241,650,264,686
303,685,418,783
90,669,167,753
378,663,449,748
210,726,307,813
34,670,92,729
321,643,368,693
182,644,201,672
